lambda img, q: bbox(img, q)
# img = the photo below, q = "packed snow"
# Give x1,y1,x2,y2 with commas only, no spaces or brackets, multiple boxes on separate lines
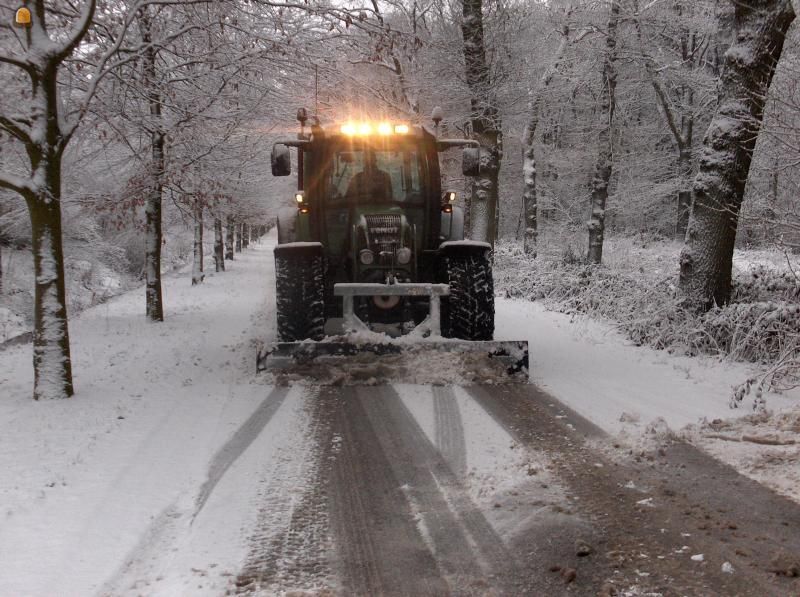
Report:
0,230,798,596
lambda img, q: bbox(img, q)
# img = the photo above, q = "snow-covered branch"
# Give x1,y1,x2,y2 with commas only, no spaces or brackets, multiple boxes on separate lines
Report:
54,0,97,62
0,115,33,144
0,50,32,72
0,172,35,198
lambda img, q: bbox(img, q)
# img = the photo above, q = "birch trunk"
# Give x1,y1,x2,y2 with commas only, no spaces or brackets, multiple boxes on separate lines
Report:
679,0,795,309
214,217,225,272
225,216,235,260
235,222,242,253
587,1,620,265
461,0,502,246
192,201,204,285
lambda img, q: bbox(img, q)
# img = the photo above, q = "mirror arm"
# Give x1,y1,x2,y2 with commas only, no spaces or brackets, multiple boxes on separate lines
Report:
275,139,311,147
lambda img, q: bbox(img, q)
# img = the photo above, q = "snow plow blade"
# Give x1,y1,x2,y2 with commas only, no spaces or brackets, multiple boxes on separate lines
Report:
256,339,529,385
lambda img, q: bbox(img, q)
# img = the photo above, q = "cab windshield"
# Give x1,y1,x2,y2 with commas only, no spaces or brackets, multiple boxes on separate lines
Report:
326,145,424,204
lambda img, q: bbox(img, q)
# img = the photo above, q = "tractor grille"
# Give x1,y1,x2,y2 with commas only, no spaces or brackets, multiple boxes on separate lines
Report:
365,214,401,254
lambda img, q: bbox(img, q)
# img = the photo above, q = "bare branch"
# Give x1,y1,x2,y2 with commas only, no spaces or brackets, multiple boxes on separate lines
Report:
0,172,35,198
0,115,32,144
54,0,97,62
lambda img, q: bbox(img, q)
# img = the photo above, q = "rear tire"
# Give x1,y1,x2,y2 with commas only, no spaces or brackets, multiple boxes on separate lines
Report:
275,245,325,341
440,250,494,340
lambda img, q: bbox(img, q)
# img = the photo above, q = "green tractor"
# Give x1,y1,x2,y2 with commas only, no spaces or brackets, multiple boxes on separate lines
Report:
258,109,528,383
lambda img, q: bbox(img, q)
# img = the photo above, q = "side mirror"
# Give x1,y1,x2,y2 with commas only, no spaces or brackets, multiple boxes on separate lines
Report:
271,144,291,176
462,147,481,177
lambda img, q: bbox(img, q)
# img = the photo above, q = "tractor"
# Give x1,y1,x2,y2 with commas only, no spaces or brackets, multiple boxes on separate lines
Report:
258,109,528,382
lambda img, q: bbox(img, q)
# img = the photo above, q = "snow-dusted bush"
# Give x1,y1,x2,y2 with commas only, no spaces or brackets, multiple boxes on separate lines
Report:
495,240,800,398
732,265,800,303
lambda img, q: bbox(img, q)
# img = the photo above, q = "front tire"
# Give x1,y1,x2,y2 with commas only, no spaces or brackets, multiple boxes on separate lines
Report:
440,249,494,340
275,244,325,341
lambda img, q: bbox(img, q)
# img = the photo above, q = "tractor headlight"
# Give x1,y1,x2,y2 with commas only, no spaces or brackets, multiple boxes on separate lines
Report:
359,249,375,265
396,247,412,265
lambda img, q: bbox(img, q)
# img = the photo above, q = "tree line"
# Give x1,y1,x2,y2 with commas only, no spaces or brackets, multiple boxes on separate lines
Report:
0,0,796,399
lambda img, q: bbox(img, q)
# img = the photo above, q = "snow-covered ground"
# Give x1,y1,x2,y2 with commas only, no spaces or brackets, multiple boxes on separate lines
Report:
496,298,800,503
0,230,798,596
0,239,295,595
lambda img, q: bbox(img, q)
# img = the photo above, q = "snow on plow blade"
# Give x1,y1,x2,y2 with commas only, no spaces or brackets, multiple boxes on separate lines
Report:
256,339,529,385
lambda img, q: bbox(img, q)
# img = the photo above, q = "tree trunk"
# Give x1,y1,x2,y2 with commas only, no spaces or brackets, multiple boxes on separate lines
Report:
587,0,620,265
521,138,538,257
214,217,225,272
461,0,502,246
28,162,74,400
679,0,795,310
676,149,692,240
522,19,572,257
0,1,100,399
141,10,164,321
240,222,248,249
225,216,235,260
235,221,242,253
192,200,204,285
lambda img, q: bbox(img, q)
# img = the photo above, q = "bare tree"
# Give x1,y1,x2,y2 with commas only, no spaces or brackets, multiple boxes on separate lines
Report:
461,0,502,245
138,6,166,319
521,8,579,256
225,215,235,260
214,216,225,272
679,0,795,309
587,0,620,264
191,199,204,285
0,1,98,399
633,1,720,240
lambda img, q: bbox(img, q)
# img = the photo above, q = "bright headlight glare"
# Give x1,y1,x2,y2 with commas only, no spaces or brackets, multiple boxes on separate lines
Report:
394,124,409,134
377,122,393,135
358,123,372,135
359,249,375,265
295,192,304,203
396,247,412,265
341,122,356,135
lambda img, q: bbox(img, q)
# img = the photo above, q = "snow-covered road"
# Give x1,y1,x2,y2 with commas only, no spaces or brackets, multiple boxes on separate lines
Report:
1,232,799,596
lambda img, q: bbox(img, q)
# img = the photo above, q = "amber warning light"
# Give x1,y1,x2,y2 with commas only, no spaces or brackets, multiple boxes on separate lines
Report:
15,6,32,26
340,122,410,136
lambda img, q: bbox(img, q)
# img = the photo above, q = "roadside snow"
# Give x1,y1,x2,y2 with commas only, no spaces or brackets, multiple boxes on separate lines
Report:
0,236,294,596
495,298,798,434
495,298,800,503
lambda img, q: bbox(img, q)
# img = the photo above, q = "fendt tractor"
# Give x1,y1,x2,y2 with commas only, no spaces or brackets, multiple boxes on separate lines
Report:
257,108,528,382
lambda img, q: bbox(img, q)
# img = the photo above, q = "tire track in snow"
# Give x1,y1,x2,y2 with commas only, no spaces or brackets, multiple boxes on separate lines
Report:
321,385,524,595
235,386,333,595
433,386,467,478
317,386,449,595
194,386,290,517
465,383,795,596
100,387,295,596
